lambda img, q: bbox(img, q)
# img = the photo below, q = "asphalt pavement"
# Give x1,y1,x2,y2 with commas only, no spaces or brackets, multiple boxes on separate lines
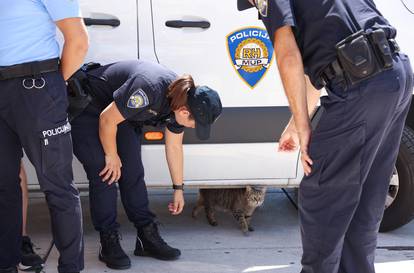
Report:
27,189,414,273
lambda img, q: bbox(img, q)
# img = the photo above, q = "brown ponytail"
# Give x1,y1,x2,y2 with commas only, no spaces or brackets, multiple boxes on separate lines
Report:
167,74,195,111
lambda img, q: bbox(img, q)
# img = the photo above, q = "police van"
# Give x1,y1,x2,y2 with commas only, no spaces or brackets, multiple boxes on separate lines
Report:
22,0,414,232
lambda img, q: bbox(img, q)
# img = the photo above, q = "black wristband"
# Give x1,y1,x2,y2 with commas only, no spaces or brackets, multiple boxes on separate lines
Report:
172,184,184,191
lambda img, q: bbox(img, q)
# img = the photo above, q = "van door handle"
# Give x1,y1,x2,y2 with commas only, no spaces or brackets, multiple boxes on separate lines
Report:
83,18,121,27
165,20,210,29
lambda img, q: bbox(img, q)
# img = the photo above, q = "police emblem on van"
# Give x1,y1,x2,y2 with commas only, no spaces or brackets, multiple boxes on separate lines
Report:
227,27,274,88
127,89,149,109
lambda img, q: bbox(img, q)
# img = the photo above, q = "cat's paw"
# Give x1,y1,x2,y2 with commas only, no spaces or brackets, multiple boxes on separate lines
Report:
248,226,255,232
209,221,218,227
242,230,250,237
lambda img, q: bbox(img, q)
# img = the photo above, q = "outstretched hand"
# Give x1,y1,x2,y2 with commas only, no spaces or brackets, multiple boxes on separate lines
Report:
278,124,300,152
99,154,122,184
169,190,185,215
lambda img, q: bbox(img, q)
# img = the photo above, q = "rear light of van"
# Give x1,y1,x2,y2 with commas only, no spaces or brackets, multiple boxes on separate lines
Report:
144,131,164,141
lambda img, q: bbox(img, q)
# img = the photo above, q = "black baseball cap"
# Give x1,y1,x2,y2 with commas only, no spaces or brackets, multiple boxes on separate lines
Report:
238,0,255,11
187,86,222,140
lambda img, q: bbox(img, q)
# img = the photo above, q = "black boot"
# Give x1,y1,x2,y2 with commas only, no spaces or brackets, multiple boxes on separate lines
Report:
0,267,17,273
99,230,131,270
19,236,44,272
134,222,181,260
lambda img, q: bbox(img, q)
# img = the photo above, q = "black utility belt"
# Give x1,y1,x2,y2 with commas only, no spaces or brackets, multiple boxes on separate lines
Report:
321,29,400,88
0,58,60,81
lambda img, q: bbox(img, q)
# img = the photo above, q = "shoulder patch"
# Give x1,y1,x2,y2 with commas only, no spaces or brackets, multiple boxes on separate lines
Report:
257,0,268,17
127,89,150,109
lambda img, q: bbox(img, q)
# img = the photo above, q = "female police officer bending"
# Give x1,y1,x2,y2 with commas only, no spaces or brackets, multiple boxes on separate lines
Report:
68,60,222,270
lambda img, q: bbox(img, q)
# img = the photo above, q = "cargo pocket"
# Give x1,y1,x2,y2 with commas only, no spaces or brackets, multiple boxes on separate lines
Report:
40,120,73,176
305,122,366,188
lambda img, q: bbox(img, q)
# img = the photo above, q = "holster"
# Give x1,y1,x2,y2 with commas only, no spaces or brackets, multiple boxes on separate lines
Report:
67,63,101,121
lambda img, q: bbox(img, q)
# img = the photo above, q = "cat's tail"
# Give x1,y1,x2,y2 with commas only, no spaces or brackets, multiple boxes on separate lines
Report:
192,194,205,218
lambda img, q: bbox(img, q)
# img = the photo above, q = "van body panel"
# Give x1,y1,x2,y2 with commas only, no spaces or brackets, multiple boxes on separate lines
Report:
25,0,413,189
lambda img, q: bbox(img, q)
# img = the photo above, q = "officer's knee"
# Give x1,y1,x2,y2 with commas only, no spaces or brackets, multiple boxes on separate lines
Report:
44,186,80,212
89,178,117,191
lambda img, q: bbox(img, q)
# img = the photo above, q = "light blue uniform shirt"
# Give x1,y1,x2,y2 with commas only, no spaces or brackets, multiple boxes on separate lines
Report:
0,0,81,66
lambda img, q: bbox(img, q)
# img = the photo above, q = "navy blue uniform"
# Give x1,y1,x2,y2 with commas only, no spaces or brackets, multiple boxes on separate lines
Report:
239,0,414,272
0,1,84,272
258,0,396,89
71,60,183,232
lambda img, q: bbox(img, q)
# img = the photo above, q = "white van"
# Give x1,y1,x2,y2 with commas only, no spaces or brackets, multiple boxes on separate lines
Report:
23,0,414,232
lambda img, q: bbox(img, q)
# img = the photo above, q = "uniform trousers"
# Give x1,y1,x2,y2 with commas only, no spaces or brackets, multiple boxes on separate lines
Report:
0,71,84,273
299,53,414,273
71,105,155,233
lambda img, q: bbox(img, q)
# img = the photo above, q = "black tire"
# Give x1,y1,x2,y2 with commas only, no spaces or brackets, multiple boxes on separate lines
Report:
380,126,414,232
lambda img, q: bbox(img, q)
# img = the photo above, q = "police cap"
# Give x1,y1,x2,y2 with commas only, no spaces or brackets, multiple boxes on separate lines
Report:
187,86,222,140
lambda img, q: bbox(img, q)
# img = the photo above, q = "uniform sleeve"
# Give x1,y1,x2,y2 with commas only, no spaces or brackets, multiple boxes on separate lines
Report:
166,120,185,134
113,75,154,120
41,0,82,21
261,0,296,43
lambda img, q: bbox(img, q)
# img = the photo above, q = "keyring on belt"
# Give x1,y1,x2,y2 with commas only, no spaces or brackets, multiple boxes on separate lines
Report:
22,77,46,89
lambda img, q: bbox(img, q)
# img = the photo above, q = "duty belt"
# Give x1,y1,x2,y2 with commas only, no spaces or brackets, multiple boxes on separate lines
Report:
320,38,400,87
0,58,60,81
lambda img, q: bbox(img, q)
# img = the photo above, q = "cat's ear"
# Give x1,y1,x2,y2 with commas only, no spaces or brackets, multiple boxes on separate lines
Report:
246,185,252,192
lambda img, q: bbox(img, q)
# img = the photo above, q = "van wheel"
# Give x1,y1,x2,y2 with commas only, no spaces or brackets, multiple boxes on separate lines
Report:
380,126,414,232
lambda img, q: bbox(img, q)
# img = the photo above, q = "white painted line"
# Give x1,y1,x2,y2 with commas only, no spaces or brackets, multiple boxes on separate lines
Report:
243,265,291,272
376,260,414,273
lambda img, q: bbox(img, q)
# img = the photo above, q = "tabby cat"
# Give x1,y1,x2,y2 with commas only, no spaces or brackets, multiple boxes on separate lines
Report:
192,186,267,235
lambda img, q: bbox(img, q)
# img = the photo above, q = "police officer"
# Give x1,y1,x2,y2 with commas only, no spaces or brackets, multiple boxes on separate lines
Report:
238,1,414,272
0,1,88,273
68,60,222,270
